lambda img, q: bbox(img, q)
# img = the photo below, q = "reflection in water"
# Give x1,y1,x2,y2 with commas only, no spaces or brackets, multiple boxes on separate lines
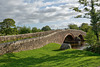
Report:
66,41,87,50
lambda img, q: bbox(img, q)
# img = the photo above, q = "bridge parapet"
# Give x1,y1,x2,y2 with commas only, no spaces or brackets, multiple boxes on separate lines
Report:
0,30,59,42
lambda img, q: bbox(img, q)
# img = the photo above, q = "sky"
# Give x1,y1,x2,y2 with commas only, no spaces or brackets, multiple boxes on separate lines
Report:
0,0,98,29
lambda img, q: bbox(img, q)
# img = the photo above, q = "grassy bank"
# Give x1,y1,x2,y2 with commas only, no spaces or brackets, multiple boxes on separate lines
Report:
0,43,100,67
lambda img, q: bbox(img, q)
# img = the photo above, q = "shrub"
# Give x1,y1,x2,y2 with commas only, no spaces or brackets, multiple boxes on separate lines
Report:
85,41,100,54
85,29,97,46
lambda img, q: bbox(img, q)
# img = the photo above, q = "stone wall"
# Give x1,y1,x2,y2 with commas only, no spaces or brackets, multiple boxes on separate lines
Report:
0,30,58,42
0,29,86,55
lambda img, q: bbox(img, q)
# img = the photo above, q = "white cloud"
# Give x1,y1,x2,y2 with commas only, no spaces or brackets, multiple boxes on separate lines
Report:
50,18,91,29
0,0,80,24
0,0,92,29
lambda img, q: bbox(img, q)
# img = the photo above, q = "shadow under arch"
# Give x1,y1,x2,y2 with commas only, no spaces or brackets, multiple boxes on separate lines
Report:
78,34,84,41
63,33,74,43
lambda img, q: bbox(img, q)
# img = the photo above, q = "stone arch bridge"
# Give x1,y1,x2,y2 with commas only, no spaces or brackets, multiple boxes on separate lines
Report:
0,29,86,55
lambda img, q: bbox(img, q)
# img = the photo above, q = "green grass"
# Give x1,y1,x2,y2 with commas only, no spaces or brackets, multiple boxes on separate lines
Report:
0,43,100,67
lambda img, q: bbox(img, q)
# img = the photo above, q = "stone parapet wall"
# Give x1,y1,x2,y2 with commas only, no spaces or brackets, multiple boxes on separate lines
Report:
0,30,58,42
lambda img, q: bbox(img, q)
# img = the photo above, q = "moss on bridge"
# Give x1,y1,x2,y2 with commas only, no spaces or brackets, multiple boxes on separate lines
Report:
0,43,100,67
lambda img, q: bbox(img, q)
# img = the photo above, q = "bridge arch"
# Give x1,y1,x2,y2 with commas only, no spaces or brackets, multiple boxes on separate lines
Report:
78,34,84,41
63,33,74,43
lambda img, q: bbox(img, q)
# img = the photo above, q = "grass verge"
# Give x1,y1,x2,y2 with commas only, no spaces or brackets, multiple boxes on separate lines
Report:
0,43,100,67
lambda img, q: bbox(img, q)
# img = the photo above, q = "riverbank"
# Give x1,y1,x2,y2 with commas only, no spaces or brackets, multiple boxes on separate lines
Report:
0,43,100,67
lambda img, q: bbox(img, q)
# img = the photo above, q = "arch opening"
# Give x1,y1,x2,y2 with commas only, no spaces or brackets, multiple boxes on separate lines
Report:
64,35,74,43
62,33,86,50
78,35,84,41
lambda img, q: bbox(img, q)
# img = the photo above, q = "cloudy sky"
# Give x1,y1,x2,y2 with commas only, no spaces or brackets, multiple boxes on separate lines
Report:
0,0,93,29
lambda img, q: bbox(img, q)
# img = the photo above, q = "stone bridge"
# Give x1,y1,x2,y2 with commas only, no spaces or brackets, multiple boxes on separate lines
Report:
0,29,86,55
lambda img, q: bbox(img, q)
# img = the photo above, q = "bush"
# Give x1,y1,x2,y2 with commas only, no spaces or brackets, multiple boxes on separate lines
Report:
85,44,100,54
84,29,100,54
85,29,97,46
85,41,100,54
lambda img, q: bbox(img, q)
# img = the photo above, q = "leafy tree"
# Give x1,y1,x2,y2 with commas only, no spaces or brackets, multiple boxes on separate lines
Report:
68,24,79,30
0,18,17,35
98,22,100,32
42,25,51,31
0,22,3,29
2,27,18,35
0,22,3,34
2,18,15,28
90,0,100,41
80,23,92,32
73,7,81,12
73,0,100,41
32,27,42,33
85,29,97,46
32,27,38,33
18,26,31,34
37,29,42,32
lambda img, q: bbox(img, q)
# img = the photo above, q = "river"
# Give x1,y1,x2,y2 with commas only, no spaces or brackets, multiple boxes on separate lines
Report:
69,41,89,50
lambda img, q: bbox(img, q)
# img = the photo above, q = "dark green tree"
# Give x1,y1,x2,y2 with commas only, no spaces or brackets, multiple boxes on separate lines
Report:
0,22,3,29
2,18,15,28
0,22,3,35
37,29,42,32
18,26,31,34
2,27,18,35
90,0,100,41
73,0,100,41
85,29,97,46
32,27,38,33
0,18,17,35
42,25,51,31
32,27,42,33
68,24,79,30
80,23,92,32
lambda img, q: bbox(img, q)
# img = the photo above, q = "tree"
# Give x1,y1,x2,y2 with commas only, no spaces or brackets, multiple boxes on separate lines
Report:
2,18,15,28
18,26,31,34
37,29,42,32
98,22,100,32
85,29,97,46
80,23,92,32
32,27,38,33
2,27,18,35
0,18,17,35
0,22,3,35
32,27,42,33
0,22,3,29
90,0,100,41
68,24,79,30
42,25,51,31
73,0,100,41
